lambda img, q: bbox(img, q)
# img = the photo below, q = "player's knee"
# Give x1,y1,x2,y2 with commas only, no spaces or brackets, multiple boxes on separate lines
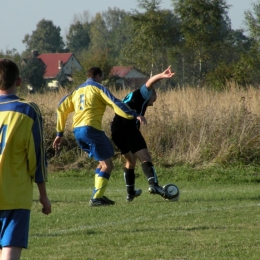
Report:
125,160,135,169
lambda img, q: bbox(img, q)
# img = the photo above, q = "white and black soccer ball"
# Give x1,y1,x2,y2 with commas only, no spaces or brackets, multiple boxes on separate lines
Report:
163,183,180,201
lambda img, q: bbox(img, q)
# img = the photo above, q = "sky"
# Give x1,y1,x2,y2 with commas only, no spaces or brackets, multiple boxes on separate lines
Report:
0,0,255,54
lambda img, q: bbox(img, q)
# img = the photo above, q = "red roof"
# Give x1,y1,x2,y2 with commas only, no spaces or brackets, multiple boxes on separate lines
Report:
37,53,73,78
109,66,134,78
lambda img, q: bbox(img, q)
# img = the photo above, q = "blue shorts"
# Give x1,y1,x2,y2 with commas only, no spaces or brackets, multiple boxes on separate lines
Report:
0,209,30,249
73,126,114,161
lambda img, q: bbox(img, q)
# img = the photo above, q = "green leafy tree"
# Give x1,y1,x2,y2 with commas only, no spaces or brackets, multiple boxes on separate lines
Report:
120,0,180,76
89,13,109,52
66,21,90,54
204,29,252,88
20,58,45,92
232,0,260,86
244,1,260,44
83,13,112,77
0,48,21,63
102,8,130,64
23,19,65,53
172,0,231,85
56,70,71,88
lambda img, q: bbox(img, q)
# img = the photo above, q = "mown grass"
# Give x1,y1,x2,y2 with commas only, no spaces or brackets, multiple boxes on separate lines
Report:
21,166,260,260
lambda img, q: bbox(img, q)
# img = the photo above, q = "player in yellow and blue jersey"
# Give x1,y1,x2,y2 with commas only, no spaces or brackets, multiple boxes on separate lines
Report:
52,67,147,206
0,59,51,260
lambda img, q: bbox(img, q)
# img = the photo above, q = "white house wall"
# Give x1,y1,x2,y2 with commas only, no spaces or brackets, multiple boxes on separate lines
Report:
63,56,82,74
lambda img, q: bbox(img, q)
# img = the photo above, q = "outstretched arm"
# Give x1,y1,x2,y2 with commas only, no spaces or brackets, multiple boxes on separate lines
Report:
146,66,175,89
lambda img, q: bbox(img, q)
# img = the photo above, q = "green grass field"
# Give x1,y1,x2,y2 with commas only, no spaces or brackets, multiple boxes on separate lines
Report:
21,166,260,260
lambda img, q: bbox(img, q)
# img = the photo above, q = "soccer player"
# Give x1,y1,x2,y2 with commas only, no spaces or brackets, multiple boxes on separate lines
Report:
52,67,146,207
111,66,175,201
0,59,51,260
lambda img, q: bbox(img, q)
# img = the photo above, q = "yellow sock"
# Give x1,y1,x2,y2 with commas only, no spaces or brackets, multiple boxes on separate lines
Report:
93,172,110,199
91,168,101,198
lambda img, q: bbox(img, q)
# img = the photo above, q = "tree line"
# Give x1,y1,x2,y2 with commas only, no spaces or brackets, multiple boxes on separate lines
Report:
1,0,260,90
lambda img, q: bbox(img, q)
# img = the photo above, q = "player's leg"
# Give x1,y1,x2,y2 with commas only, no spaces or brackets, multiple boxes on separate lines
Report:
90,158,115,206
122,152,142,201
112,129,142,201
135,148,168,198
74,126,115,206
1,246,22,260
92,162,102,198
0,209,30,260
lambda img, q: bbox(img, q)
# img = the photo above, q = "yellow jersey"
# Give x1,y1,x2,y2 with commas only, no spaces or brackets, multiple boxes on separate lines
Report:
56,79,138,136
0,94,47,210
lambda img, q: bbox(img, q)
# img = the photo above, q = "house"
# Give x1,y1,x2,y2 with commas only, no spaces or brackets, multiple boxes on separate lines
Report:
37,52,82,89
109,66,149,89
22,50,83,90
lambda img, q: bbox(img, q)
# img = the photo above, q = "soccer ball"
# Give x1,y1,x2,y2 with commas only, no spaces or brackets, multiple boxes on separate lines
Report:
163,183,180,201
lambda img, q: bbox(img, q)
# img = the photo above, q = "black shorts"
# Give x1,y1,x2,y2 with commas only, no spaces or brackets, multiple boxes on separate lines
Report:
111,128,147,155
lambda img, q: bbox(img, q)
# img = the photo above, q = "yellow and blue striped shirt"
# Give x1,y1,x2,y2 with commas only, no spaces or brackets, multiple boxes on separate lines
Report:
56,79,139,136
0,94,47,210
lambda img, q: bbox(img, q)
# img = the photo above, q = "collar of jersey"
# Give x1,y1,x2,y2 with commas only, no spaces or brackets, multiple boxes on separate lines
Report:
0,94,19,102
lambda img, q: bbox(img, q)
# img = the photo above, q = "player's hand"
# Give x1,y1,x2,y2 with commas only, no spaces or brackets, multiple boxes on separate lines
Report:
39,196,51,215
52,136,63,150
137,115,147,125
162,65,175,78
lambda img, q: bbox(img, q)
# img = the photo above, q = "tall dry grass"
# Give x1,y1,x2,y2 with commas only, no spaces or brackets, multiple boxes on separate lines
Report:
23,82,260,169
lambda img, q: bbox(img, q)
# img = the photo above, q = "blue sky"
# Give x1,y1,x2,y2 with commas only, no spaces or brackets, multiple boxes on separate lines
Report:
0,0,255,53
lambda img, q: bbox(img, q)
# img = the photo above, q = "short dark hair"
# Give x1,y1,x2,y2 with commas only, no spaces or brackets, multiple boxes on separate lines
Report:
0,59,19,90
86,67,103,79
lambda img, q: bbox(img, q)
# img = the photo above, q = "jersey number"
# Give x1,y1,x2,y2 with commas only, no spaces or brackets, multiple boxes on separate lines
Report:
79,94,84,110
0,124,7,155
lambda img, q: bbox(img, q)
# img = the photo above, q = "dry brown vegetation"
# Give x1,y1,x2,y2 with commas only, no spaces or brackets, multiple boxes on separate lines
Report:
22,82,260,170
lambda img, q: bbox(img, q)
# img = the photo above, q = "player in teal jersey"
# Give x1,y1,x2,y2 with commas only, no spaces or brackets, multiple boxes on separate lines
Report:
111,66,175,201
0,59,51,260
52,67,146,206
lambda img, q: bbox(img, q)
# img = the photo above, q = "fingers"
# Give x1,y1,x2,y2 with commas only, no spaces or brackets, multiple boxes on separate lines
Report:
137,116,147,125
53,142,61,150
52,137,62,150
41,199,51,215
42,207,51,215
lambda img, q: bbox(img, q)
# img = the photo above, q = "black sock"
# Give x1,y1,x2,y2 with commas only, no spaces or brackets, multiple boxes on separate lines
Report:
124,167,135,194
141,161,158,186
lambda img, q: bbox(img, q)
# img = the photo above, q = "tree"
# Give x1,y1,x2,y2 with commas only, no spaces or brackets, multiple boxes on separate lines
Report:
66,21,90,54
88,13,109,52
233,0,260,86
172,0,231,85
244,1,260,44
84,13,112,77
56,70,71,88
20,58,45,92
120,0,180,76
102,8,130,64
0,48,21,64
23,19,65,53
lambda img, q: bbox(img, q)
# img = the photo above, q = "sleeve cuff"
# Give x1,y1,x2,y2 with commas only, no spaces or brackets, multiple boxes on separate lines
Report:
57,132,64,137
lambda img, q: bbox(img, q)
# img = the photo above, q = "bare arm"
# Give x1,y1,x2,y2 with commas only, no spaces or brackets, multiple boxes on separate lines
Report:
37,182,51,215
146,66,175,89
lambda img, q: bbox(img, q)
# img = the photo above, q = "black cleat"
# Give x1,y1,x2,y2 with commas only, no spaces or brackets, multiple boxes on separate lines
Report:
126,189,142,202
